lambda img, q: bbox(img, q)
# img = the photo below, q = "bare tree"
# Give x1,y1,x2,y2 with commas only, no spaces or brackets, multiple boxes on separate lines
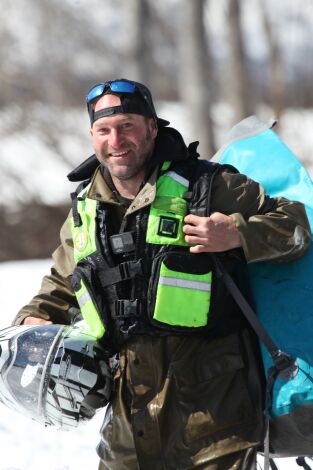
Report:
124,0,152,83
225,0,254,123
259,0,285,120
175,0,216,158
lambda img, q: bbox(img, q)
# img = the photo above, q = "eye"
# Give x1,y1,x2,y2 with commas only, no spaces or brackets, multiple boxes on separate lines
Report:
97,127,109,135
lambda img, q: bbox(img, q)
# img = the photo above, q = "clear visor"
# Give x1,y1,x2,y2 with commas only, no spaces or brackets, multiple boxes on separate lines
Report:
0,324,63,420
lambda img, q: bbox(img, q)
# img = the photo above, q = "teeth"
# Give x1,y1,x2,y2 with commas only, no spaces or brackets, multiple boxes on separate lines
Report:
111,151,128,157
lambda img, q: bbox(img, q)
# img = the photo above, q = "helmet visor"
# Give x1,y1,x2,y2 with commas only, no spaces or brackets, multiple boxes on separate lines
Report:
0,324,110,430
0,325,62,418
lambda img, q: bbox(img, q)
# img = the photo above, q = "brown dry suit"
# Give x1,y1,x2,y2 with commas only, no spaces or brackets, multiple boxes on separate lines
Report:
13,147,311,470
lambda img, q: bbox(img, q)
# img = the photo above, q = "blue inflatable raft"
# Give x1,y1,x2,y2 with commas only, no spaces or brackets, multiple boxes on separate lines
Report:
215,116,313,457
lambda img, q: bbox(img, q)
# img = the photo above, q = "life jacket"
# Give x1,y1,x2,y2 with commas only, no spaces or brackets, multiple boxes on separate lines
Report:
68,156,249,346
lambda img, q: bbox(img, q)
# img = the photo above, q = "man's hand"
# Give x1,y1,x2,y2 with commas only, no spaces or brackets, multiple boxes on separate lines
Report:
183,212,242,253
23,317,52,325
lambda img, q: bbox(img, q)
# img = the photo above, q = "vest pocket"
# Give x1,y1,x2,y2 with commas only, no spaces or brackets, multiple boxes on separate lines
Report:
149,252,214,329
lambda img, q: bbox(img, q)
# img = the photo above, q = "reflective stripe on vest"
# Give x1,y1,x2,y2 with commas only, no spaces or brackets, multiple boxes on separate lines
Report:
162,171,189,188
146,161,190,246
75,279,105,339
159,276,211,292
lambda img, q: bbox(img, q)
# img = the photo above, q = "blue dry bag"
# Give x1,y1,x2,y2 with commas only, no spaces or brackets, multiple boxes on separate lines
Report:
215,116,313,457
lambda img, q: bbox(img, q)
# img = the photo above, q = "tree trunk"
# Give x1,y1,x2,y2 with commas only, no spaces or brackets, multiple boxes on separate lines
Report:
126,0,152,84
176,0,216,159
259,0,285,121
226,0,254,123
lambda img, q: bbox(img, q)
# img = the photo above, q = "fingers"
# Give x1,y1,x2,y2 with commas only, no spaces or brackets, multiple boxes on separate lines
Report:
183,213,241,252
184,213,202,225
183,214,211,237
184,235,208,245
23,317,53,325
183,215,210,248
189,244,206,254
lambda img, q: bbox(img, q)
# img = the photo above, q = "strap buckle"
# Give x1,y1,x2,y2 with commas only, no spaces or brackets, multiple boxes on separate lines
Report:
119,259,143,281
113,299,142,319
98,259,143,287
271,350,298,380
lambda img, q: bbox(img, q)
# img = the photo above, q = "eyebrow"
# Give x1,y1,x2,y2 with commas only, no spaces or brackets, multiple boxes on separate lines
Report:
93,115,137,128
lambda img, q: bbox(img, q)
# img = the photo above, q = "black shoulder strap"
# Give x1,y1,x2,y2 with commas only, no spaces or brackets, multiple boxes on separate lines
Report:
70,180,91,227
212,255,299,470
296,457,313,470
213,255,292,367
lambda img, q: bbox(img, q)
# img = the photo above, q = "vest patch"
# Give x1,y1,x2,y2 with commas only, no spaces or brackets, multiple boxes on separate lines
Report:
74,231,89,252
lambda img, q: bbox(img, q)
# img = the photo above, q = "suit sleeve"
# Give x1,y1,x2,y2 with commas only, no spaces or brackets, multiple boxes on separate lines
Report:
12,211,79,325
210,170,311,263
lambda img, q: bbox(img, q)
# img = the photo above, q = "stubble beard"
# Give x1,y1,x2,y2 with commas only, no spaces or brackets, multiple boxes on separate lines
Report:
101,127,154,182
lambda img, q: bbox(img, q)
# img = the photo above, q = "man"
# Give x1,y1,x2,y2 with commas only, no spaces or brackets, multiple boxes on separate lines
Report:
14,79,311,469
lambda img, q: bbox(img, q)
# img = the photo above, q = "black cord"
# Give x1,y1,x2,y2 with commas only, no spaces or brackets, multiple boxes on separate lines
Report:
296,457,313,470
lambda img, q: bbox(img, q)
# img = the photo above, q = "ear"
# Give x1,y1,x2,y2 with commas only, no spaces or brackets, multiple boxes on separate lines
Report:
149,118,158,140
89,127,93,137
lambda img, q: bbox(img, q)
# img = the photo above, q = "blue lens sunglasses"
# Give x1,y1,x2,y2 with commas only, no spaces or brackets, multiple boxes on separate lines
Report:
86,80,137,103
86,79,156,121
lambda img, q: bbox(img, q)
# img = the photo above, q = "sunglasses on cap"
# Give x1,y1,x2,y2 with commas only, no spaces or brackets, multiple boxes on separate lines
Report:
86,79,155,119
87,80,139,103
86,79,170,127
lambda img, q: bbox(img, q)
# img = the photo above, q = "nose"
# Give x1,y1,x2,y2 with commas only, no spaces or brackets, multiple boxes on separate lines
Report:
108,129,124,148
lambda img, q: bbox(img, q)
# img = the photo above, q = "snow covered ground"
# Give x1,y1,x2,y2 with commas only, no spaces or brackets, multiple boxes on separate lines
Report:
0,259,311,470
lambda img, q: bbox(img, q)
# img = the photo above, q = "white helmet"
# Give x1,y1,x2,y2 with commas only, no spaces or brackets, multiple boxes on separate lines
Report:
0,323,113,430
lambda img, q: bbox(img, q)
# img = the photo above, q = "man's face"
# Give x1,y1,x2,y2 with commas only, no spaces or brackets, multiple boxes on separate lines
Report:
90,94,158,182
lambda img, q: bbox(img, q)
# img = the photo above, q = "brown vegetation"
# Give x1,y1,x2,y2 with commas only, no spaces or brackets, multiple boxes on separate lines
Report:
0,203,70,261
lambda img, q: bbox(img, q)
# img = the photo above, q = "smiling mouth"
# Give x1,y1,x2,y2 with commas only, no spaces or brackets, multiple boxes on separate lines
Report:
109,150,130,157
